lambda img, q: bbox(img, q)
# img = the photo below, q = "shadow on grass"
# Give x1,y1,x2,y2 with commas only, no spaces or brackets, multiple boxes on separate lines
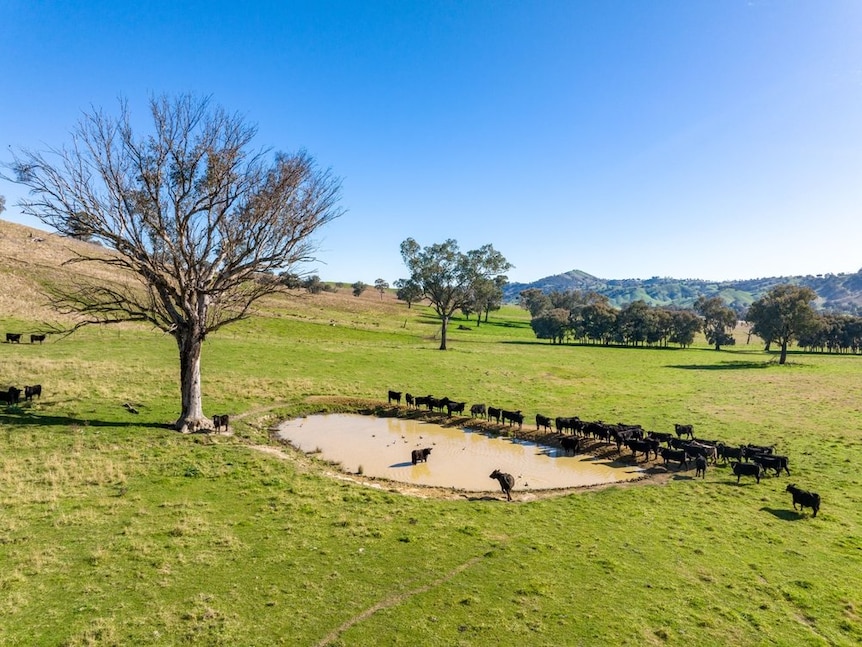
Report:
668,361,774,370
760,507,803,521
0,410,171,430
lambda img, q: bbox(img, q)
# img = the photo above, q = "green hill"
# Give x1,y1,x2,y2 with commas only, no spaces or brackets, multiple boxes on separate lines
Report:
505,268,862,313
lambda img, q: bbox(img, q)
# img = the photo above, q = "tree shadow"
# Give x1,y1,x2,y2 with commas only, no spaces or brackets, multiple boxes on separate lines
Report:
0,410,171,430
667,361,774,370
760,507,802,521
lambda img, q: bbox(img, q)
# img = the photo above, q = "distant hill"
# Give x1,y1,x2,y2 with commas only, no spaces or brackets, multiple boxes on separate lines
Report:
504,269,862,315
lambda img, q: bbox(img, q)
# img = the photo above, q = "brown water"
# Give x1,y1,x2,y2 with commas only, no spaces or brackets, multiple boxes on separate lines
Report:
275,414,644,491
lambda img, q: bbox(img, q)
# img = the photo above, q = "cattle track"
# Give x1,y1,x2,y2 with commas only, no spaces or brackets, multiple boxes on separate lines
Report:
314,555,484,647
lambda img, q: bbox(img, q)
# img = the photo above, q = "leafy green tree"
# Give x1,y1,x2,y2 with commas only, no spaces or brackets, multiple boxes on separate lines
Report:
373,278,389,299
745,284,819,364
6,95,342,432
581,299,617,345
695,296,737,350
399,238,510,350
394,277,422,309
303,275,325,294
352,281,368,297
530,308,570,344
669,310,702,348
519,288,551,317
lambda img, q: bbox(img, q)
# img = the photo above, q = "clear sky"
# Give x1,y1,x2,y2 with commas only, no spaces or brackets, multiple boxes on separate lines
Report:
2,1,861,284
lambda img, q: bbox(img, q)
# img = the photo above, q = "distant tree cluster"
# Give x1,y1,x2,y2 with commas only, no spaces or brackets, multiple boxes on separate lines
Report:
520,288,703,348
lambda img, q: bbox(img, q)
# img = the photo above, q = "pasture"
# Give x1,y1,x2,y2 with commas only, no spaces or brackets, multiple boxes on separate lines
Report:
1,254,862,643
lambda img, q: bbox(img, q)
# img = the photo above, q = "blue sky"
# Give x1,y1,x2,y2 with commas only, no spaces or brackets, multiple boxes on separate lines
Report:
2,1,861,284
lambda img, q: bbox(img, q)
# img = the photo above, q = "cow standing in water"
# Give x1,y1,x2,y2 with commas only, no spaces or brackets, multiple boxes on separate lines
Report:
489,469,515,501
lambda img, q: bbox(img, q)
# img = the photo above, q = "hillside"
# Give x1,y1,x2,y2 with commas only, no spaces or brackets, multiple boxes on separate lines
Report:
504,267,862,314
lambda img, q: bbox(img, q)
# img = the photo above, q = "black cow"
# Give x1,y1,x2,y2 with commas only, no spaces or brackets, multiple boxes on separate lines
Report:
405,393,415,408
752,453,790,477
627,438,658,461
695,455,707,479
536,413,552,432
717,443,745,464
30,334,46,344
0,386,22,404
6,333,21,343
24,384,42,400
732,461,763,484
584,421,611,443
489,469,515,501
213,414,229,432
684,441,717,463
560,436,581,456
446,400,466,417
786,484,820,517
470,403,486,419
743,444,775,460
648,431,674,445
413,395,432,409
660,447,689,470
674,423,694,439
411,447,432,465
501,410,524,428
487,406,502,424
388,390,402,405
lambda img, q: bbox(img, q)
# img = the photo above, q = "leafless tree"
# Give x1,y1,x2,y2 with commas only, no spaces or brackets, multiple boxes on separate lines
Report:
6,95,343,432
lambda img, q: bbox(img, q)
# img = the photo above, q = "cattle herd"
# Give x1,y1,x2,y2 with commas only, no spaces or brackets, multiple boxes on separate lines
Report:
5,332,47,344
0,384,42,405
385,389,822,514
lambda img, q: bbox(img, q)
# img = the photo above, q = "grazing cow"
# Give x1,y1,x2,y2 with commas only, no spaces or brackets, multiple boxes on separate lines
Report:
732,461,763,484
213,414,229,432
786,484,820,517
30,334,46,344
0,386,23,404
752,453,791,477
695,455,707,479
536,413,552,432
743,444,775,460
470,403,486,419
405,393,415,408
674,423,694,439
717,443,745,464
387,390,402,405
648,431,674,446
501,410,524,428
24,384,42,400
684,441,718,464
489,469,515,501
660,447,689,470
411,447,432,465
6,333,21,343
446,400,466,417
487,406,502,424
560,436,581,456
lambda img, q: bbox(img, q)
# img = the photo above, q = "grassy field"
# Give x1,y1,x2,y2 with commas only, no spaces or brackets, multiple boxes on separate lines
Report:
1,222,861,645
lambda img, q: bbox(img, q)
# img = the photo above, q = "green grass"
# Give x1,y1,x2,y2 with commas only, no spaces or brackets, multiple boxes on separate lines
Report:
1,295,862,646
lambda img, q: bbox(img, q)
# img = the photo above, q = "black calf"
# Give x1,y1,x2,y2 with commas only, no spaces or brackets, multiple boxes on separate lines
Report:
489,469,515,501
786,484,820,517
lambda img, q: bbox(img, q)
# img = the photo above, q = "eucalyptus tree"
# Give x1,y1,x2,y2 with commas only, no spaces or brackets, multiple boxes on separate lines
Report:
394,277,422,308
695,296,738,350
7,94,343,432
399,238,510,350
373,278,389,299
745,284,819,364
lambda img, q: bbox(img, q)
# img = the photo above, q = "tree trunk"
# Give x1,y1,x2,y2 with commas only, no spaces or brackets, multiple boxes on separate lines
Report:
779,340,788,365
175,329,209,432
439,315,449,350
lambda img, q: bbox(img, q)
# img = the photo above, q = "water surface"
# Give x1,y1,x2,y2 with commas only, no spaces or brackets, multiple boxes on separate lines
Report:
275,414,644,491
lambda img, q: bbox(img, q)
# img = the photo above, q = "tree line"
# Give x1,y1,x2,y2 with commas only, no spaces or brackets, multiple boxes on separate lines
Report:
523,283,860,365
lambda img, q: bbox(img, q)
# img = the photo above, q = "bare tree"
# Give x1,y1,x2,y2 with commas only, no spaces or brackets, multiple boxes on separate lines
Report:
374,278,389,299
6,95,343,432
